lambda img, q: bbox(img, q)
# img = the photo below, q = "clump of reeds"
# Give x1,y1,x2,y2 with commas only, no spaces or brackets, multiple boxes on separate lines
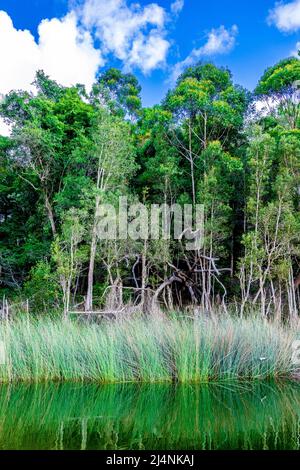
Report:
0,314,297,383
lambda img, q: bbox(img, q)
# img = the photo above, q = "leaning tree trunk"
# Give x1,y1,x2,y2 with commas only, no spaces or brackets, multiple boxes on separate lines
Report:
45,193,56,237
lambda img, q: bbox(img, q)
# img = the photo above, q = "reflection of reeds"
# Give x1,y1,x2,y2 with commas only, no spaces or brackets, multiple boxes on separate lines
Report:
0,382,300,450
0,316,297,383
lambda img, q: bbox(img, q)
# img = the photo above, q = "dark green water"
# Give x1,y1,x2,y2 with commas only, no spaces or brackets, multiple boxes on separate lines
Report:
0,381,300,450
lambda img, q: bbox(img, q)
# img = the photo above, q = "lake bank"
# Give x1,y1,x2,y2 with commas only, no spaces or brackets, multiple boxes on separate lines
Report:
0,315,298,383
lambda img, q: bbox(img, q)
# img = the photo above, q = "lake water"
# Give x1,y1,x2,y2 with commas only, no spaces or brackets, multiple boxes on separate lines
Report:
0,381,299,450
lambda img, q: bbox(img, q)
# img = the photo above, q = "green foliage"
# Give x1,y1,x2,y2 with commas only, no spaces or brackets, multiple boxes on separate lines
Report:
23,260,60,312
0,55,299,317
255,57,300,129
164,62,249,137
0,316,296,383
255,58,300,96
33,70,64,101
92,67,142,119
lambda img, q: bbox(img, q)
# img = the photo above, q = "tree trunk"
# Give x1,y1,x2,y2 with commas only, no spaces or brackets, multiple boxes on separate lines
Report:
45,194,56,237
140,239,148,312
85,222,98,312
85,150,103,312
189,119,196,206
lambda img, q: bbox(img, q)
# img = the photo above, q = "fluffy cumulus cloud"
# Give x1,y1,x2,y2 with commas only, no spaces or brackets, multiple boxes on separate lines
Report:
268,0,300,32
0,0,182,134
37,13,103,88
0,0,183,109
77,0,170,73
0,10,102,95
171,25,238,82
0,11,40,95
127,32,170,74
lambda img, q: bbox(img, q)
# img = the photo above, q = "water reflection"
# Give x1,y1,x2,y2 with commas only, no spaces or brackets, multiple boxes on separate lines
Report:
0,381,299,450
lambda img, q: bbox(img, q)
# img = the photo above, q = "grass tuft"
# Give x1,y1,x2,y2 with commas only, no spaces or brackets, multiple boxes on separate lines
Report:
0,315,298,383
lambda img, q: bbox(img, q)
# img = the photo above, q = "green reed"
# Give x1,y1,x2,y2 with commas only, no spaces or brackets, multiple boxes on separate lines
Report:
0,315,297,383
0,381,300,449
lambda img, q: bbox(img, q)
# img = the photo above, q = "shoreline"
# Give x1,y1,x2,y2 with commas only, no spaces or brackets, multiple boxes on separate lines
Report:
0,315,298,384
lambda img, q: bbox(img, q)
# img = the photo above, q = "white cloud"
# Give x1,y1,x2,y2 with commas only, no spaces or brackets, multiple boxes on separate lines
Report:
0,0,179,101
291,41,300,55
197,25,238,56
0,11,40,95
38,13,103,89
268,0,300,32
171,0,184,15
0,0,175,96
0,118,11,136
77,0,170,73
128,32,169,74
171,25,238,82
0,10,103,96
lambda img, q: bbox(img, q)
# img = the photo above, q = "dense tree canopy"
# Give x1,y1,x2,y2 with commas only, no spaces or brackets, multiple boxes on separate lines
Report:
0,59,300,319
255,57,300,129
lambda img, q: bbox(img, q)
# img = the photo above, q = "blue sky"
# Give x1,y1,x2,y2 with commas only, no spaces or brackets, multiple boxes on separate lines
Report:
0,0,299,107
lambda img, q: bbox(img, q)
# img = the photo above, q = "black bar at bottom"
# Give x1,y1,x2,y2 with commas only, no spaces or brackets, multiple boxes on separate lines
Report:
0,450,298,467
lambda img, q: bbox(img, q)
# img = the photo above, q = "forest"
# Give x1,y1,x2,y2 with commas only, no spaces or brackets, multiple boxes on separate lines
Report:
0,56,300,383
1,55,300,320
